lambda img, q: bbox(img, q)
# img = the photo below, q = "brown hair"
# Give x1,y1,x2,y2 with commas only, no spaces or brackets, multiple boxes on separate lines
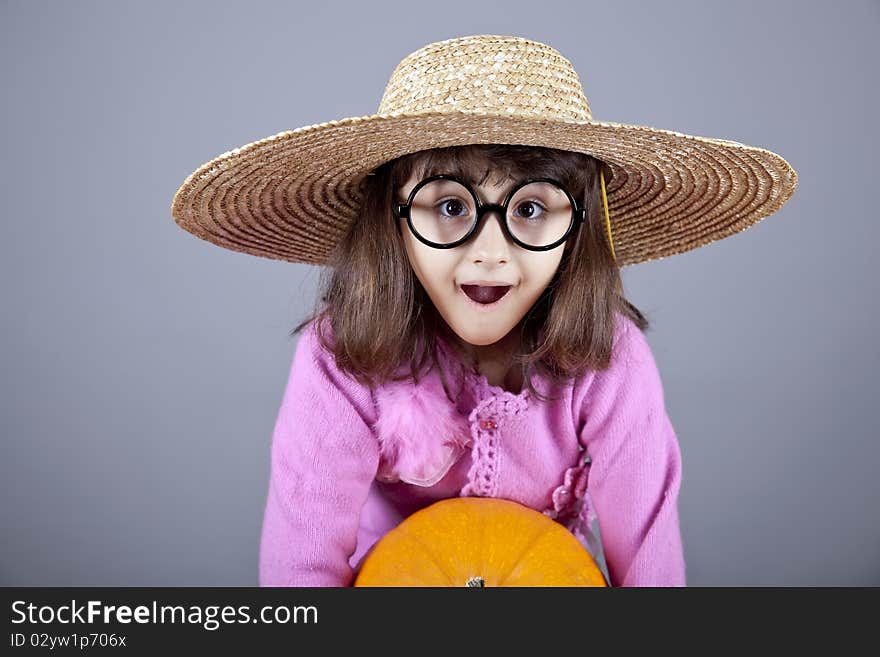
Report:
290,144,649,403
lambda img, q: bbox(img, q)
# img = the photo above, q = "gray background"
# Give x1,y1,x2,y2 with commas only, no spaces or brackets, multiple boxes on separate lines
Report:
2,0,877,586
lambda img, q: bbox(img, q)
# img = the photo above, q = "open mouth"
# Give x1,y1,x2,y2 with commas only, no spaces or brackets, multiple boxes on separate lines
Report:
460,284,512,305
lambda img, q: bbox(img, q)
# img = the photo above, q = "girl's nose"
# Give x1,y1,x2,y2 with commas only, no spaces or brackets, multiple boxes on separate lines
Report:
468,209,511,263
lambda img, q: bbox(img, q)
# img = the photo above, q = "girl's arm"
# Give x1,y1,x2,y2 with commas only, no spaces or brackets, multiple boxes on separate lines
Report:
577,317,687,587
259,319,380,587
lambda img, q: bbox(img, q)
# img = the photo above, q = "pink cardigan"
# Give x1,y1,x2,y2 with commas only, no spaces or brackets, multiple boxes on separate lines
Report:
259,313,686,587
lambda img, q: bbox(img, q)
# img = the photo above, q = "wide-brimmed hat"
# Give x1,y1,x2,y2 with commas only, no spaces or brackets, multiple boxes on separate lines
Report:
171,34,797,267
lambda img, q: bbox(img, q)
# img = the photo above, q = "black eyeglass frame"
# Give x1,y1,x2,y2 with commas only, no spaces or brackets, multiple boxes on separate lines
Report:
392,174,587,252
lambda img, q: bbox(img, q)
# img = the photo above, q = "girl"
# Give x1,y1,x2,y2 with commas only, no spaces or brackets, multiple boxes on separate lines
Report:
171,35,798,587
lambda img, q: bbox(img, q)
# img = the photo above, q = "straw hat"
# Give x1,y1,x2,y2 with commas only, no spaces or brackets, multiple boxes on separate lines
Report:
170,34,798,267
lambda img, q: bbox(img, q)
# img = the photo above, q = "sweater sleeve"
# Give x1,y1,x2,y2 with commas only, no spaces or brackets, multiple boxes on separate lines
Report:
258,319,380,587
576,317,687,587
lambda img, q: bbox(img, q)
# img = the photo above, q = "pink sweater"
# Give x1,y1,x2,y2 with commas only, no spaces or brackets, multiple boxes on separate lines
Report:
259,312,686,587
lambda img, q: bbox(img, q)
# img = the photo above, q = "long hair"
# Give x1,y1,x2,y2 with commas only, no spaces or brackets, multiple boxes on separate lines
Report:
291,143,648,403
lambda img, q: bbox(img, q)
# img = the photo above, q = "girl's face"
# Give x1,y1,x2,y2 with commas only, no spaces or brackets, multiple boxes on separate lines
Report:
397,172,566,350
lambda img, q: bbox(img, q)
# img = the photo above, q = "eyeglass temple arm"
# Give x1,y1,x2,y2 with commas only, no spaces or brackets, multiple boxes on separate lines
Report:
393,203,410,220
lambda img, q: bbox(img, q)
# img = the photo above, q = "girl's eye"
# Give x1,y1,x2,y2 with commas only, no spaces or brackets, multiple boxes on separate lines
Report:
512,200,547,221
436,198,471,219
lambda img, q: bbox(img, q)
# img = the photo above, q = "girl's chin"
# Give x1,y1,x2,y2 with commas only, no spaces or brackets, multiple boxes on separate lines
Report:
445,320,519,348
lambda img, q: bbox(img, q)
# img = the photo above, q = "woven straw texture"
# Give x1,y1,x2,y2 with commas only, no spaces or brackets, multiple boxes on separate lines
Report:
171,34,798,267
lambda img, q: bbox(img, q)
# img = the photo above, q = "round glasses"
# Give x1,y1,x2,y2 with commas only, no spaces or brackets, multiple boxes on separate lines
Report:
393,175,586,251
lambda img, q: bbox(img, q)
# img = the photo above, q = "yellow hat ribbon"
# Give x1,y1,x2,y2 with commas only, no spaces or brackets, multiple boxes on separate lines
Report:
600,169,616,263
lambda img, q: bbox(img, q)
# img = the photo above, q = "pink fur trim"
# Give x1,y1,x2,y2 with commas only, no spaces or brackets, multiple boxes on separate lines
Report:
372,369,471,487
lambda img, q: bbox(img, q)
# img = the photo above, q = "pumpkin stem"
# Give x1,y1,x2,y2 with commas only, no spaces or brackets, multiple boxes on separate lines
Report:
466,576,485,587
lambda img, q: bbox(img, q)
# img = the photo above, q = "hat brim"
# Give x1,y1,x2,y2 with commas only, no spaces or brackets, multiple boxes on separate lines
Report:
171,111,797,266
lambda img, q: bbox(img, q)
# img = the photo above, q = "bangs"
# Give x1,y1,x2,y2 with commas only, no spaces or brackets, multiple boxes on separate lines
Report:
389,144,594,194
407,147,512,188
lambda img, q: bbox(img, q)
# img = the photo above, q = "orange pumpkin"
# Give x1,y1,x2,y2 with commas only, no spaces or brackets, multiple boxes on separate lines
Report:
354,497,607,587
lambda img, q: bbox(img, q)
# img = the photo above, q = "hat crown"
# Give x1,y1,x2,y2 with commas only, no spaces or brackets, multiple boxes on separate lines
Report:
377,35,593,122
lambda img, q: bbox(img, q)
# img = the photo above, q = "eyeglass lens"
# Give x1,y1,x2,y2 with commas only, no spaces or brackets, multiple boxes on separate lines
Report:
408,179,574,248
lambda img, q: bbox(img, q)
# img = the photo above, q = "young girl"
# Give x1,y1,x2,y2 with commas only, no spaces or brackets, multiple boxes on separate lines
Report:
171,35,797,587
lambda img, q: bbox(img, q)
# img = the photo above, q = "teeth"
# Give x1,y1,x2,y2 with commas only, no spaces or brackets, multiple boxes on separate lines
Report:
462,285,510,304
